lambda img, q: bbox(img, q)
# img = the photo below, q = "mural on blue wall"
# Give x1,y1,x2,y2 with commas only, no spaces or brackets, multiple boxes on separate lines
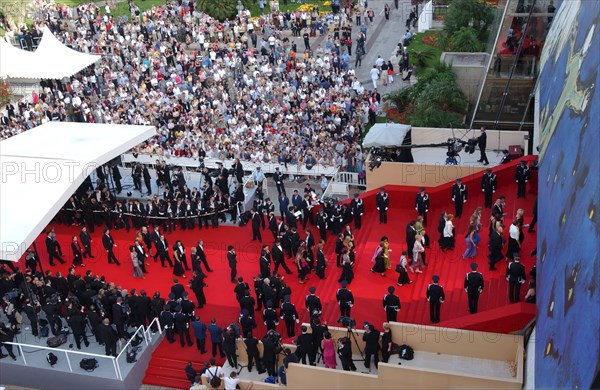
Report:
536,0,600,388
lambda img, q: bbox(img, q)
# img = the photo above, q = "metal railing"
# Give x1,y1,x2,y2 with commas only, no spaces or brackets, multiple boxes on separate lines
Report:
4,340,121,379
121,154,340,178
334,171,367,188
3,321,163,381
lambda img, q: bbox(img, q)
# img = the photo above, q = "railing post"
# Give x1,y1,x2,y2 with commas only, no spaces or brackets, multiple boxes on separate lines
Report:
64,351,73,372
18,345,27,365
114,356,123,380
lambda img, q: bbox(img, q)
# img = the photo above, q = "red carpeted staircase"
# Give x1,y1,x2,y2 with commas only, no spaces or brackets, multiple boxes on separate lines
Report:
19,159,537,389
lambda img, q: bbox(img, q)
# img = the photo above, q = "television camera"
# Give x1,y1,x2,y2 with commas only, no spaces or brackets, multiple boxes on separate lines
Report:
337,316,357,329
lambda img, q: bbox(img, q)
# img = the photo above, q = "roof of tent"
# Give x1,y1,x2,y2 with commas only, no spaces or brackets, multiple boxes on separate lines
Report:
362,123,412,148
0,122,155,262
0,27,101,79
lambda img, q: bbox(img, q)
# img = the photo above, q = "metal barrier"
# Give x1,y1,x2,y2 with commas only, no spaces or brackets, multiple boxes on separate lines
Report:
3,340,121,379
121,154,339,177
115,325,145,380
3,322,163,381
334,171,367,189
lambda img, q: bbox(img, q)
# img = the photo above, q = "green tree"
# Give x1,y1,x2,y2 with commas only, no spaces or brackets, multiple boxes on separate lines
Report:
449,27,484,52
384,62,468,128
443,0,494,40
197,0,251,21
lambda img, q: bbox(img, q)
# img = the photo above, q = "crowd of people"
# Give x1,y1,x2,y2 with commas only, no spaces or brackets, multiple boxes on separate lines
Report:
0,0,397,176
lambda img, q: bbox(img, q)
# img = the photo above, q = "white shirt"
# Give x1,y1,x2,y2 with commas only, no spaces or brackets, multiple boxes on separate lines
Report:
205,366,223,379
443,220,454,237
509,223,520,240
224,376,241,390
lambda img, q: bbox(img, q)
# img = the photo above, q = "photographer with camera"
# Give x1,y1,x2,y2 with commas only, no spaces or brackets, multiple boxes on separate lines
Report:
337,336,356,371
362,322,380,370
261,331,280,377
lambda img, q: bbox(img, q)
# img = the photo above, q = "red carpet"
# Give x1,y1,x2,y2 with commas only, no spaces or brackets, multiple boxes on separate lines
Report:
16,158,537,389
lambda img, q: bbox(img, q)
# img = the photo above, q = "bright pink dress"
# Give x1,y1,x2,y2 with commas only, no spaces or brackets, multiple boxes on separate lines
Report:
322,338,337,369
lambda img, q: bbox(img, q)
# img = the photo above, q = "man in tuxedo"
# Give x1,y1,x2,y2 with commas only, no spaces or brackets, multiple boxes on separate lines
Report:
134,238,149,273
274,167,286,196
227,246,237,283
350,193,364,229
102,228,120,265
232,158,244,184
150,226,161,261
506,253,526,303
250,209,262,242
375,187,389,224
278,193,289,221
414,187,429,226
98,318,118,356
481,168,497,208
259,245,271,278
451,178,468,218
406,221,417,259
272,240,292,275
464,263,484,313
156,235,174,267
45,231,65,266
195,240,213,272
477,127,489,165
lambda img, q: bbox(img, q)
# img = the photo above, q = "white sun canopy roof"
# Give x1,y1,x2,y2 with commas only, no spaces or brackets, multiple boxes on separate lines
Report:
0,27,101,79
362,123,412,148
0,122,155,262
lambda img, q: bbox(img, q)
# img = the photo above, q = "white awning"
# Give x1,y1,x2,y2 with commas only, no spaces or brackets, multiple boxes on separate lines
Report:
0,27,101,79
0,122,155,261
362,123,412,148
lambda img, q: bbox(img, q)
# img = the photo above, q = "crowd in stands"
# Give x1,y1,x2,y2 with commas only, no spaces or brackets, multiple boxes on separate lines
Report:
0,0,388,175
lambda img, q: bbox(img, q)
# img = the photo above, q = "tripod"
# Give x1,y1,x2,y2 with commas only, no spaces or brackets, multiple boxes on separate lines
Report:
346,327,364,362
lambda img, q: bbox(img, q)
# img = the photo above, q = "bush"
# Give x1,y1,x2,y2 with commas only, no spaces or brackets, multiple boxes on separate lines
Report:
443,0,493,40
449,27,484,52
385,63,467,128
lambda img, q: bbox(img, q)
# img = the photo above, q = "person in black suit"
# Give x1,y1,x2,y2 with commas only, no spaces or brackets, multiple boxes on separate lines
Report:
362,323,380,370
232,158,244,184
414,187,429,226
477,127,489,165
464,263,484,313
481,168,497,208
227,246,237,283
142,165,152,195
405,221,417,260
383,286,401,322
451,178,468,217
506,253,526,303
336,281,354,317
515,160,530,198
102,228,120,265
174,306,194,347
112,165,122,194
295,325,316,365
71,236,84,267
79,226,93,259
250,209,262,242
528,197,538,233
426,275,445,323
45,232,65,266
244,332,263,373
134,238,149,274
195,240,213,272
274,167,286,196
315,241,327,279
488,224,505,270
160,309,175,343
350,193,364,229
375,187,389,224
67,311,89,349
150,227,161,260
98,318,118,356
112,297,126,339
156,235,174,267
259,245,271,278
271,240,292,274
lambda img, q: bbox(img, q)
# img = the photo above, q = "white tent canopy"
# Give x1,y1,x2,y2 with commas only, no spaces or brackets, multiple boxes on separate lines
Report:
0,122,155,262
0,27,101,79
362,123,412,148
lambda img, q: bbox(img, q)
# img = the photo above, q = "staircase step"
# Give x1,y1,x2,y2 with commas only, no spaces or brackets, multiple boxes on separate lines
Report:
143,373,191,390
